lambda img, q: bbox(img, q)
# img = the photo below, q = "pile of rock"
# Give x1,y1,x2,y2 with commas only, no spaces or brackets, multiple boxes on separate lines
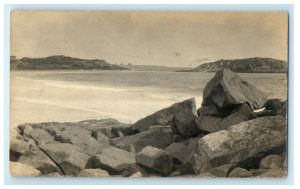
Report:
10,69,287,177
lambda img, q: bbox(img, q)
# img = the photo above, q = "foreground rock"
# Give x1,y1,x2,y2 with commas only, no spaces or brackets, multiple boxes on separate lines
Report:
131,98,198,132
259,155,284,169
90,146,136,175
194,116,287,174
18,150,61,175
40,142,90,176
78,169,109,177
10,161,41,176
111,126,173,153
201,69,268,111
10,138,30,161
136,146,173,176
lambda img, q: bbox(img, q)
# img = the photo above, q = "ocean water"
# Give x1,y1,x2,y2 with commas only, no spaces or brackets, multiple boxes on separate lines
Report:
10,70,287,128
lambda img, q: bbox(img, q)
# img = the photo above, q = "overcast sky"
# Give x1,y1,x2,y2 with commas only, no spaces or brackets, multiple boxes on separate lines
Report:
11,11,288,67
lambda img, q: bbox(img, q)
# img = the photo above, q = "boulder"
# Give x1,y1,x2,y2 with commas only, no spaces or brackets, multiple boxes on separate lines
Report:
10,138,30,161
27,128,54,145
10,128,23,140
197,106,221,117
136,146,173,176
171,111,199,136
10,161,41,176
201,69,267,111
40,142,89,176
264,99,286,115
42,123,103,155
91,147,136,175
259,155,283,169
18,150,61,175
194,116,287,174
256,168,286,177
130,98,198,132
111,127,173,153
92,130,110,145
77,169,109,177
17,123,34,136
195,103,257,133
209,164,236,177
228,167,252,178
165,137,199,164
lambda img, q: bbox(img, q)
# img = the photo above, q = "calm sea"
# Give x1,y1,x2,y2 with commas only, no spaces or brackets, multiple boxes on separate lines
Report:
10,70,287,127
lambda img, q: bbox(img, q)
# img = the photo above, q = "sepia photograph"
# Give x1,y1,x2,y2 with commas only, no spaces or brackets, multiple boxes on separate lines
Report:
9,11,288,178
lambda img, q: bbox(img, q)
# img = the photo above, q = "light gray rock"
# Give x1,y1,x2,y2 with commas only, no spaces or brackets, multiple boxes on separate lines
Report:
259,155,283,169
40,142,89,176
194,116,287,174
202,69,268,111
136,146,173,176
10,161,41,177
18,150,61,175
228,167,252,178
10,138,30,161
92,130,110,145
111,127,173,153
91,147,136,175
131,98,198,132
27,128,54,145
77,169,109,177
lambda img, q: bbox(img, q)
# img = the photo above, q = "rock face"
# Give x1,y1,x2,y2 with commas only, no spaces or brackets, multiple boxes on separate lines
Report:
195,103,257,133
10,161,41,177
91,147,136,175
18,150,61,175
136,146,173,176
194,116,287,174
40,142,90,176
201,69,268,111
131,98,198,132
171,111,199,136
111,126,173,153
77,169,110,177
27,129,54,145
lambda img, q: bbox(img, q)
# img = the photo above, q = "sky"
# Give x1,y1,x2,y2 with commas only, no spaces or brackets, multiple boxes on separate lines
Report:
11,11,288,67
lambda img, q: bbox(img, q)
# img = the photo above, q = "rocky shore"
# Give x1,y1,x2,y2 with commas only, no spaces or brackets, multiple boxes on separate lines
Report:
10,69,288,178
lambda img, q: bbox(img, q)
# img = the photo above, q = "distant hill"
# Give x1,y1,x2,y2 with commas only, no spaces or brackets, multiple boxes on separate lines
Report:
10,55,129,70
179,57,287,73
124,64,191,72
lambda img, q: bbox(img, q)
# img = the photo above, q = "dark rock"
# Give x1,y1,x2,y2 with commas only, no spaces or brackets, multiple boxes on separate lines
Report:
181,153,195,175
111,127,173,153
201,69,268,111
10,138,30,161
18,150,61,175
136,146,173,176
40,142,89,176
171,111,199,136
91,146,136,175
131,98,198,132
259,155,283,169
10,161,41,176
228,167,252,178
195,103,257,133
194,116,287,174
165,137,199,164
209,164,236,177
77,169,110,177
197,106,221,117
264,99,286,116
27,128,54,145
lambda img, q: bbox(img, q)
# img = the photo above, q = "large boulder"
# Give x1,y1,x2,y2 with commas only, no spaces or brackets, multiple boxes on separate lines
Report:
18,150,61,175
171,111,199,136
111,126,173,153
77,169,109,177
130,98,198,132
195,103,257,133
40,142,90,176
136,146,173,176
10,161,41,177
194,116,287,174
201,69,268,111
259,155,284,169
90,147,136,175
27,128,54,145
